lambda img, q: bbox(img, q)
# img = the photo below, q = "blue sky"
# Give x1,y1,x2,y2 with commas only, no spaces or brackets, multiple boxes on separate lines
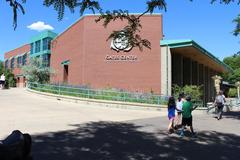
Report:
0,0,239,60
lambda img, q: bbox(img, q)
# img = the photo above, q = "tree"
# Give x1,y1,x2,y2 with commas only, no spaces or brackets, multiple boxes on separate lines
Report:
0,61,4,75
22,57,53,84
4,69,16,88
172,84,203,103
5,0,240,49
0,60,16,88
223,53,240,83
228,88,237,97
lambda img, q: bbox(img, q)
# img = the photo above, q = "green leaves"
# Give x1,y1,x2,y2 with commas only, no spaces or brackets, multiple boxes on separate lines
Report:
96,10,151,50
22,57,53,84
77,0,101,16
7,0,26,30
223,53,240,83
233,14,240,36
211,0,240,4
43,0,78,20
0,61,4,75
5,0,240,50
172,84,203,103
146,0,167,13
43,0,101,20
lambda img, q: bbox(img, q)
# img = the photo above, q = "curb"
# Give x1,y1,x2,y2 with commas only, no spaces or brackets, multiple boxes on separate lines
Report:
26,88,166,111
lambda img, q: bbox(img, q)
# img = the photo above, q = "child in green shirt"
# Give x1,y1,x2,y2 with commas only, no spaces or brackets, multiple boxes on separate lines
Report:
180,95,197,137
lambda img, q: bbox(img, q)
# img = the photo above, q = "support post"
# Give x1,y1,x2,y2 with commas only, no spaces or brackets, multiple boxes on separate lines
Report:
235,81,240,100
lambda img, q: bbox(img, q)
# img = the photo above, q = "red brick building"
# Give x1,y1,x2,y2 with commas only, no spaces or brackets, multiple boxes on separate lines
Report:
4,44,30,87
4,14,230,103
4,31,57,87
50,15,163,93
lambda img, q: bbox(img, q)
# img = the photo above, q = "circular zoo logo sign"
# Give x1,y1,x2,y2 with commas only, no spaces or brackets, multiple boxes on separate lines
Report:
110,32,133,52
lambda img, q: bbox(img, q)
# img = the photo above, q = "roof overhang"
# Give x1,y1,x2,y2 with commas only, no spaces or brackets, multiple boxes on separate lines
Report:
160,39,232,73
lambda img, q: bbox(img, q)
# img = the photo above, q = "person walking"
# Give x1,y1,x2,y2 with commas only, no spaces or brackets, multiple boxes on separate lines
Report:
175,93,185,128
0,73,5,89
214,90,226,120
180,95,197,137
167,96,177,134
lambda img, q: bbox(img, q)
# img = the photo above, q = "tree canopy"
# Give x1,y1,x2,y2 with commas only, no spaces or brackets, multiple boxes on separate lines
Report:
22,57,53,84
5,0,240,49
0,60,16,88
223,52,240,83
0,61,4,75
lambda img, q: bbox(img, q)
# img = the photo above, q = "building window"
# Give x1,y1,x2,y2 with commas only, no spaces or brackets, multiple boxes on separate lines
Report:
35,40,41,53
17,56,22,67
30,43,34,55
42,54,50,67
43,38,52,51
10,57,15,69
5,60,8,69
22,54,27,66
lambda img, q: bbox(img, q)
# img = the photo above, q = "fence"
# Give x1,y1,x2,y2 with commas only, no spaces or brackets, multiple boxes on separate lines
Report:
27,82,169,105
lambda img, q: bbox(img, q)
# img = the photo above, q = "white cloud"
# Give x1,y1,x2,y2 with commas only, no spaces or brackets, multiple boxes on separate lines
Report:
27,21,54,32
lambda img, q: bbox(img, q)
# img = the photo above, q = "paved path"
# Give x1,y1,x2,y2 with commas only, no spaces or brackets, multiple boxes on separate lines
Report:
1,88,239,160
0,88,162,137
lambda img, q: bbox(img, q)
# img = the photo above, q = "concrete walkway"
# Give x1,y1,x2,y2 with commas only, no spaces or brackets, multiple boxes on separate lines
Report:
1,88,239,160
0,88,163,138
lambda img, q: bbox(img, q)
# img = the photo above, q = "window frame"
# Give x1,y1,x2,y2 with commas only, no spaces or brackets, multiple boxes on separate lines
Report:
35,40,41,53
22,54,27,66
10,57,15,69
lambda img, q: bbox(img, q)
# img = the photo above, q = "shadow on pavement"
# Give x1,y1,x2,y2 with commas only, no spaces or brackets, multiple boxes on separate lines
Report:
223,111,240,120
32,121,240,160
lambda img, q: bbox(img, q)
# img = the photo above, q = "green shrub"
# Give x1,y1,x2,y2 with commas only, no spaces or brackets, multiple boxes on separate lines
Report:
4,69,16,88
22,57,53,84
172,84,203,103
228,88,237,97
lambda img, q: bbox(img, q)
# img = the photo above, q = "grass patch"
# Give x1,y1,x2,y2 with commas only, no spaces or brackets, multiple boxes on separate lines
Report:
28,83,168,105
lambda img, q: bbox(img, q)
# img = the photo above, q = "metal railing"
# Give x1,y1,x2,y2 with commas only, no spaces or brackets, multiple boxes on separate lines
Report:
27,82,169,105
206,98,240,114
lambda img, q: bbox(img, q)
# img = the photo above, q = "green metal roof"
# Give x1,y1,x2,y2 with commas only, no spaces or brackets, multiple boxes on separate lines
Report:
160,39,232,72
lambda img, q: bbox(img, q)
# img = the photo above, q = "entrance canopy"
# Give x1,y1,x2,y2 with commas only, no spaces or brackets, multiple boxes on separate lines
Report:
161,39,231,73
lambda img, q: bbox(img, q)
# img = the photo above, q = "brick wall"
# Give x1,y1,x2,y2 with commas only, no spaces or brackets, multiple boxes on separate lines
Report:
51,15,163,93
4,44,30,86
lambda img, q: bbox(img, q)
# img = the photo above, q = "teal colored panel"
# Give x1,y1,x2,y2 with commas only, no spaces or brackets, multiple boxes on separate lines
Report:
160,39,192,46
61,60,70,65
30,50,51,57
29,30,58,43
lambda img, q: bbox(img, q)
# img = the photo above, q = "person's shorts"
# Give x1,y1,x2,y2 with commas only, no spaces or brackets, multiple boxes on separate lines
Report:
182,116,192,126
217,104,223,110
168,113,175,120
0,80,3,85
